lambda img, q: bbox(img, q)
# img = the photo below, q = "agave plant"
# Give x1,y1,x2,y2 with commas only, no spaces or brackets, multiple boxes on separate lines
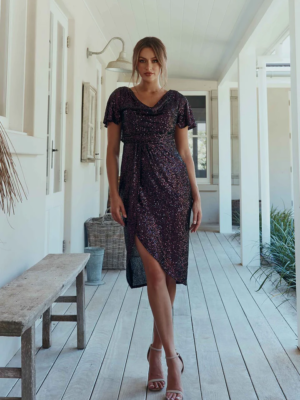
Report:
254,207,295,292
231,204,296,296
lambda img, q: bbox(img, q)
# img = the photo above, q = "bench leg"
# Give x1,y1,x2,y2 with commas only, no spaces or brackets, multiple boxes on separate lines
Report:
76,270,86,349
42,306,52,348
21,325,36,400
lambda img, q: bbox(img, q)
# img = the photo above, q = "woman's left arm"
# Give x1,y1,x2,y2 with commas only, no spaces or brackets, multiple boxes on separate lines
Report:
175,125,202,233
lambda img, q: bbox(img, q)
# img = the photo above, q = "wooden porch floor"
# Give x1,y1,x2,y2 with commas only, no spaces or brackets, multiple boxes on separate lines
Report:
1,231,299,400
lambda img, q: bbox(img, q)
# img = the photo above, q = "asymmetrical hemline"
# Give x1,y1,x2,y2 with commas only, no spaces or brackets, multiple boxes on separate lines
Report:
103,86,197,289
132,233,182,289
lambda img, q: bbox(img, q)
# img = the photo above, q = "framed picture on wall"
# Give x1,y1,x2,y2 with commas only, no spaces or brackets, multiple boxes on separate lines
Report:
81,82,97,162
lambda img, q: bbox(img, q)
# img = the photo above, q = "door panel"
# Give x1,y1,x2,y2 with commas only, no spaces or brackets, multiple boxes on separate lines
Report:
45,1,68,254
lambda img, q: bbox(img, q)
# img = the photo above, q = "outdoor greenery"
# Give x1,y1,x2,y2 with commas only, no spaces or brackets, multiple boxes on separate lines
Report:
231,205,296,297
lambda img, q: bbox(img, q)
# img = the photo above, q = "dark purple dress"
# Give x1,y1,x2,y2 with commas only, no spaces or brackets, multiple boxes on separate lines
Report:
103,86,196,289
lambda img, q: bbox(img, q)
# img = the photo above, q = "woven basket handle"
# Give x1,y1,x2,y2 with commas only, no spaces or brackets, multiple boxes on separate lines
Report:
102,207,113,223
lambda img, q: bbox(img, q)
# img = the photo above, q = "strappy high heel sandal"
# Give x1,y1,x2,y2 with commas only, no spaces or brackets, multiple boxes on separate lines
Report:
146,344,166,391
165,352,184,399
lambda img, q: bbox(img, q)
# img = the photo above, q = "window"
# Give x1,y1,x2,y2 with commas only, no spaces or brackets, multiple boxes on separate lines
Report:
0,0,28,132
0,0,10,125
185,93,210,184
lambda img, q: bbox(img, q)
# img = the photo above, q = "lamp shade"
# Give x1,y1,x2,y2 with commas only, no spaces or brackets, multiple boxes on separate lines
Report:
106,50,132,73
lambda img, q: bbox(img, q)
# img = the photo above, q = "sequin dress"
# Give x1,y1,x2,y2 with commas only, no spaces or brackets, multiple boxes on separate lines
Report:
103,86,196,289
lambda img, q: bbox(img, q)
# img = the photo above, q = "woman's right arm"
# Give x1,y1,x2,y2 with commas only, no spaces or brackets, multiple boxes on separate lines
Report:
106,121,127,226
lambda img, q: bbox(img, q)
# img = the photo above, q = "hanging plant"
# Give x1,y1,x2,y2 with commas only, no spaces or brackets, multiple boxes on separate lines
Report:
0,121,28,215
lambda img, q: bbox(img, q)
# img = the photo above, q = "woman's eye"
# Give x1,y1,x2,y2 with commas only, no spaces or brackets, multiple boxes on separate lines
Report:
138,59,158,63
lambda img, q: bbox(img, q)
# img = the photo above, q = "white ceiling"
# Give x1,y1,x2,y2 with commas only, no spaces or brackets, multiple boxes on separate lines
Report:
249,0,289,56
85,0,287,81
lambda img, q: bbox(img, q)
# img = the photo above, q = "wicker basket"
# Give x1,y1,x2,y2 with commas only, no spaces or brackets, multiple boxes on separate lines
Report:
84,208,126,270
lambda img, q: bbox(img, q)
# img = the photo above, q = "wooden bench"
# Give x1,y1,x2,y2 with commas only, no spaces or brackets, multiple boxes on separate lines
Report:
0,253,90,400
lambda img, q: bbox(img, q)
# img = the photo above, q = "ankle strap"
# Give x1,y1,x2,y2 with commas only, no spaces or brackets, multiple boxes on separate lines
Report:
150,344,163,352
165,353,179,360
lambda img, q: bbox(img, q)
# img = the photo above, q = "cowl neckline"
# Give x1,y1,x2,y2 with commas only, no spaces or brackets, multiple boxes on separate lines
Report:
126,87,172,109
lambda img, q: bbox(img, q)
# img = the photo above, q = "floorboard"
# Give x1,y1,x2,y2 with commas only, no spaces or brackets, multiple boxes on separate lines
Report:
1,233,299,400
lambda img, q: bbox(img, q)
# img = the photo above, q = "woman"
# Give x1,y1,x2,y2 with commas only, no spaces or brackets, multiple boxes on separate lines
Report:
104,37,202,400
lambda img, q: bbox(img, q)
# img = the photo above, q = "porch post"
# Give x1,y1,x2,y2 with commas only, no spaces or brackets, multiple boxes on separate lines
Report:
288,0,300,350
257,57,271,245
237,47,261,267
218,81,232,233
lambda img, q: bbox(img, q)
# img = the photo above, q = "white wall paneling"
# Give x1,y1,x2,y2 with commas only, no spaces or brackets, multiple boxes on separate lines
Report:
7,131,45,155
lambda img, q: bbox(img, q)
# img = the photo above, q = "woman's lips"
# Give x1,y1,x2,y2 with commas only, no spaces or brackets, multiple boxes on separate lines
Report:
145,73,153,76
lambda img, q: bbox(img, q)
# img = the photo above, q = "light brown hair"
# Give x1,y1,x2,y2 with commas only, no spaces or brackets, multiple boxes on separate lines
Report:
130,37,168,88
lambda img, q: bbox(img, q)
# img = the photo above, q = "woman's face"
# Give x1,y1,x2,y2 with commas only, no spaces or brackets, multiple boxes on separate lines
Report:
136,47,161,83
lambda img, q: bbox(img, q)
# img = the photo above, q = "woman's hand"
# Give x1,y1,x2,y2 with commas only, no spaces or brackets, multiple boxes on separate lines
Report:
110,195,127,227
190,199,202,233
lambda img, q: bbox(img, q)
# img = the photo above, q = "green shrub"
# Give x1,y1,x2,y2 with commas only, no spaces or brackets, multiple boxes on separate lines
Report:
231,205,296,295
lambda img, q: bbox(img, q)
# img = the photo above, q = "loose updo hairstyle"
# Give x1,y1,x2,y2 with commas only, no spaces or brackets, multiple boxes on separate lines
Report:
130,37,168,89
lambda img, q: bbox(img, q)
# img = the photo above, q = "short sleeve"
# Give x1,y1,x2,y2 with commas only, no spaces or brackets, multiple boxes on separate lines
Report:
103,88,122,128
176,95,197,130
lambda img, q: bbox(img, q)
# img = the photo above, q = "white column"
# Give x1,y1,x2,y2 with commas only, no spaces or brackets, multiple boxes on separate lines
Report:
218,82,232,233
289,0,300,350
257,57,271,245
238,47,260,267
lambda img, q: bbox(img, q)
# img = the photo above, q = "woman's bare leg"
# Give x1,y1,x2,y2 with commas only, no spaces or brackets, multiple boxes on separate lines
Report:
135,235,183,398
149,276,176,389
152,275,176,348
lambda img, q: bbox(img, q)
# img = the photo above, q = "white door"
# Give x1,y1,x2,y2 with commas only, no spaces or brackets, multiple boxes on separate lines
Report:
45,1,68,254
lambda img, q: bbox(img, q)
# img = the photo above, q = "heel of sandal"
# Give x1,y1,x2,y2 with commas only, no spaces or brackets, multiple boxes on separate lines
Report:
165,352,184,373
165,353,184,399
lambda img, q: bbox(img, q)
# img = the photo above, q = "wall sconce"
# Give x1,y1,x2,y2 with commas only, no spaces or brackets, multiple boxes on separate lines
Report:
87,37,132,73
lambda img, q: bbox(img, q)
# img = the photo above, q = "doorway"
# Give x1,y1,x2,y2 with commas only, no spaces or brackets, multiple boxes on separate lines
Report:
45,0,68,254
